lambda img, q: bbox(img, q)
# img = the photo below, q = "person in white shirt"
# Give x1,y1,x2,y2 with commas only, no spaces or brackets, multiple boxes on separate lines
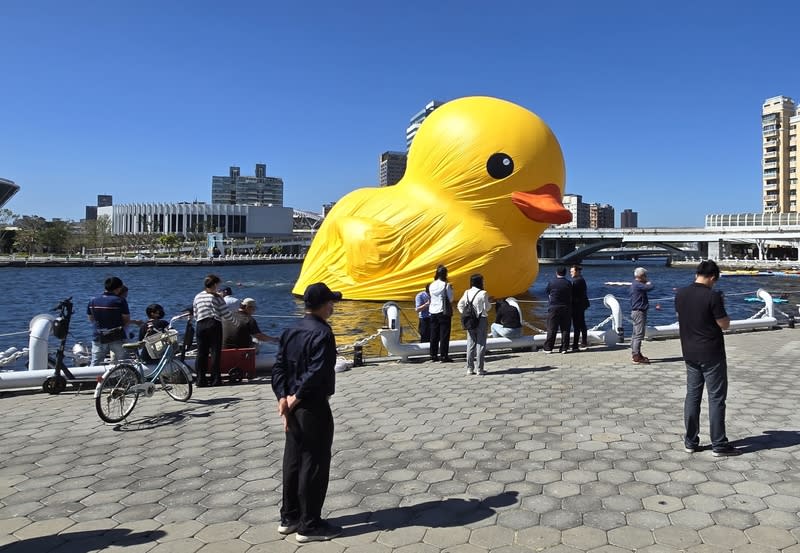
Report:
428,265,454,363
457,273,492,375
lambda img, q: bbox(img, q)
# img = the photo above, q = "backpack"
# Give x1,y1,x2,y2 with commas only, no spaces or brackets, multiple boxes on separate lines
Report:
461,291,480,330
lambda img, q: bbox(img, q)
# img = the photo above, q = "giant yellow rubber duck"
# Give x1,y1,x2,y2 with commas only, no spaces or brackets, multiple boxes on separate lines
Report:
293,96,571,301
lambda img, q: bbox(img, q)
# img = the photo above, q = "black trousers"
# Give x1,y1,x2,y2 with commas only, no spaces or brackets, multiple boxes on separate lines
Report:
418,317,431,343
429,313,452,359
196,318,222,384
544,306,571,352
572,307,588,348
281,400,334,532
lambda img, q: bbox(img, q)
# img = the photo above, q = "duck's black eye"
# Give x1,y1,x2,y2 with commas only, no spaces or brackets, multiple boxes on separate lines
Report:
486,153,514,179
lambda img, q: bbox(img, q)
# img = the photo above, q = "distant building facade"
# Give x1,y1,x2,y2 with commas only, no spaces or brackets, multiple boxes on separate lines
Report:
556,194,590,229
212,164,284,206
85,206,98,220
97,202,293,238
406,100,444,150
588,203,615,229
0,178,20,209
620,209,638,228
97,195,113,207
762,96,799,213
379,151,407,186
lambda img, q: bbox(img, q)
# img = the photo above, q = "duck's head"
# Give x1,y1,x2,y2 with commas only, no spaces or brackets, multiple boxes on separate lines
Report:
402,96,571,230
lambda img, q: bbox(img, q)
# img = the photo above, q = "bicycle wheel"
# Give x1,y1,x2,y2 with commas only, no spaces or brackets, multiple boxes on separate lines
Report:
95,363,141,423
160,359,192,402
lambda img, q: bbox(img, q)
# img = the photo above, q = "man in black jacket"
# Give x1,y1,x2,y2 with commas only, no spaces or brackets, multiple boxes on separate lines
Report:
570,265,590,351
272,282,343,543
543,266,572,354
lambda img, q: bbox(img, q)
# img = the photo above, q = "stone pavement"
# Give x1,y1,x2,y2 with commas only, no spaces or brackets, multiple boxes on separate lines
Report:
1,328,799,553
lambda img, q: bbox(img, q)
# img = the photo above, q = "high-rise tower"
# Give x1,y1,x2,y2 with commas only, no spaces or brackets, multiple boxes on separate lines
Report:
762,96,799,213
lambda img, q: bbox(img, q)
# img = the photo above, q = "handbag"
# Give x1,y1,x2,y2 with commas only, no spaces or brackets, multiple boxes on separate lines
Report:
441,285,452,317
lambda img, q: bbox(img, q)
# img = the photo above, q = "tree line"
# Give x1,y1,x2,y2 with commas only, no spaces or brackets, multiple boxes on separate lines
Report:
0,209,280,257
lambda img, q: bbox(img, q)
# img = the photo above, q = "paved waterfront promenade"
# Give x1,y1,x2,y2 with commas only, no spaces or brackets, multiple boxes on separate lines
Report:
1,329,799,552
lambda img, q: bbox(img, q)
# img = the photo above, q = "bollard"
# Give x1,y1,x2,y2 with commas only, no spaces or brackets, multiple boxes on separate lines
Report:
353,345,363,367
789,316,796,329
617,327,625,343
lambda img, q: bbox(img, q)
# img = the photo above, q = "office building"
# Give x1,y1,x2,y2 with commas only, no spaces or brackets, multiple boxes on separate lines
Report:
0,178,20,209
762,96,799,213
212,164,284,206
85,206,98,221
620,209,638,228
97,202,293,237
97,195,113,207
556,194,590,229
588,203,615,229
406,100,444,150
379,151,407,186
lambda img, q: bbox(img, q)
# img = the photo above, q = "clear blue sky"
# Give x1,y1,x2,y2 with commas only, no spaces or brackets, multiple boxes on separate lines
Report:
2,1,799,227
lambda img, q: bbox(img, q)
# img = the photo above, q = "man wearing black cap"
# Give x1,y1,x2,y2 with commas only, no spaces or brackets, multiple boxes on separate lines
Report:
271,282,343,543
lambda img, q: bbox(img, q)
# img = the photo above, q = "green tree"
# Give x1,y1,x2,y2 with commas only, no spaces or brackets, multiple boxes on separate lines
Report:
13,215,46,255
0,208,16,253
96,215,112,254
40,220,72,253
158,233,182,255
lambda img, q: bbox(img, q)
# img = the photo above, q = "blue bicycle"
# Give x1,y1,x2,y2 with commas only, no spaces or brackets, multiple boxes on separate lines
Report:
94,313,194,423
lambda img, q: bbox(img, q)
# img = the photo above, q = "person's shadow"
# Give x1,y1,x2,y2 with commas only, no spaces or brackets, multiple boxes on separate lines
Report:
2,528,165,553
331,491,518,536
732,430,800,453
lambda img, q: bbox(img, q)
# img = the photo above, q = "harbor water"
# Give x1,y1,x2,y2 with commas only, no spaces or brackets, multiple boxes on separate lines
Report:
1,263,798,361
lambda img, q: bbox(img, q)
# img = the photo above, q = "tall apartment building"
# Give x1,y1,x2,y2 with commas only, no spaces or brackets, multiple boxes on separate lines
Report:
762,96,799,213
212,164,284,206
556,194,590,228
406,100,444,150
97,195,113,207
379,151,407,186
620,209,638,228
588,203,615,229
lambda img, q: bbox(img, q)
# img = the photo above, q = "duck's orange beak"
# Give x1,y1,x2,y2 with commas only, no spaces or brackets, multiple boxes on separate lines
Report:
511,184,572,225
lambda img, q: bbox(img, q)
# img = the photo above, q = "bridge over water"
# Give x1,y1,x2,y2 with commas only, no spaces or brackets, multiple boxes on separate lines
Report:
538,213,800,264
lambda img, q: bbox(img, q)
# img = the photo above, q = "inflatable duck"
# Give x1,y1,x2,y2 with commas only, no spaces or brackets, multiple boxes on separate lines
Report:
293,96,571,301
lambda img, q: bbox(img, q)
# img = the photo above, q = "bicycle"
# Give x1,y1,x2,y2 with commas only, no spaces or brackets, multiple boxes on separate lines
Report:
94,312,194,423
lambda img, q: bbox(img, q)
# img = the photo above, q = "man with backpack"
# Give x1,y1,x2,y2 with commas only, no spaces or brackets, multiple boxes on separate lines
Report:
457,273,491,375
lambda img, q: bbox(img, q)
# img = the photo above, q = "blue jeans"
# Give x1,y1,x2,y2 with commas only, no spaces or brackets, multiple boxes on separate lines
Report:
91,340,125,366
490,323,522,339
684,358,729,450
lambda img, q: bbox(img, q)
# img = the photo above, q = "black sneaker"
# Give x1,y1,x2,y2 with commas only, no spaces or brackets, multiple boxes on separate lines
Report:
684,444,700,453
712,444,741,457
277,519,298,534
296,521,342,543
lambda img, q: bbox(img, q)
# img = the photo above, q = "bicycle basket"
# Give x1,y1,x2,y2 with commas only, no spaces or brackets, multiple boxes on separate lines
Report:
143,329,179,359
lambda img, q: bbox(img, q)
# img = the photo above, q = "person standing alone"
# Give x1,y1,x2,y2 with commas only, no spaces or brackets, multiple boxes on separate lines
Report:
543,266,572,354
570,265,589,351
630,267,653,364
272,282,343,543
675,260,739,457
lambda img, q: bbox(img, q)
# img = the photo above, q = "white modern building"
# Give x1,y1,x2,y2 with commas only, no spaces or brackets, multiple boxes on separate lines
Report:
212,164,284,206
98,202,293,237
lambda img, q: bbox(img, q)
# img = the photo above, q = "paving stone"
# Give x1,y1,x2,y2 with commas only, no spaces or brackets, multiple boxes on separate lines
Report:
653,525,702,548
608,526,655,548
561,526,607,549
698,525,749,549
